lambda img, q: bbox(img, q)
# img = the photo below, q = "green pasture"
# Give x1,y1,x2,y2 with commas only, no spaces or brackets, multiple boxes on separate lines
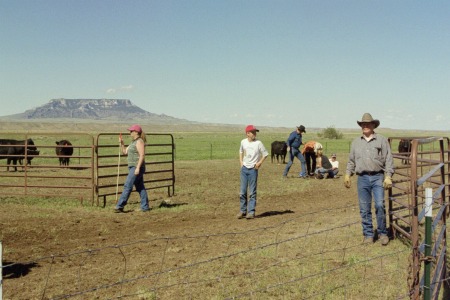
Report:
3,128,449,163
170,129,448,161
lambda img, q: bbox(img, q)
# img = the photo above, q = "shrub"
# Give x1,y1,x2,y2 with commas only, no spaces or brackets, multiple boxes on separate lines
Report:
319,126,344,139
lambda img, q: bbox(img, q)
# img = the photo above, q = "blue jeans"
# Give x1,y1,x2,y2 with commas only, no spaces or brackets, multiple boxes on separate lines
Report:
116,166,150,211
283,148,307,177
331,168,339,177
315,168,339,178
240,166,258,215
315,167,333,178
357,173,387,237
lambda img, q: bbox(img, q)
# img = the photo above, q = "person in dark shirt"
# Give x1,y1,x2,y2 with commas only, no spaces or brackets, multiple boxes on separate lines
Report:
314,149,333,179
282,125,307,178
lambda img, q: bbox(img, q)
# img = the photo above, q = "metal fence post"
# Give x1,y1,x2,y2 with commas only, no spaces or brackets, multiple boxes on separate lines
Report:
423,188,433,300
1,240,3,300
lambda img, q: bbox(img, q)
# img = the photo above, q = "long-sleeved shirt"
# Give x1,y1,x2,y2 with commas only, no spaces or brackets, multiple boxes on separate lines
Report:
346,133,394,177
286,131,303,149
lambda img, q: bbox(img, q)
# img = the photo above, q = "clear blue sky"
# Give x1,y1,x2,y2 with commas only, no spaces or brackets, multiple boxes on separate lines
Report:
1,1,449,130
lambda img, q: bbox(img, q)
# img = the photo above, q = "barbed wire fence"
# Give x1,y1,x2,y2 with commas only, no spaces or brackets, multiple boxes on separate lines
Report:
2,202,437,299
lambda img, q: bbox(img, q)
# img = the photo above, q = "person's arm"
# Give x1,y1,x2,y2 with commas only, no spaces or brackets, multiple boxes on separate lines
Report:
135,139,145,175
286,133,293,152
382,137,394,189
344,141,356,188
255,143,269,169
119,137,128,155
239,152,244,167
255,154,267,169
383,139,395,177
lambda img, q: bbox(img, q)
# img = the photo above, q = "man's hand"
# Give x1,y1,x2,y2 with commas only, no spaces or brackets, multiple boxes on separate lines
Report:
344,174,351,188
383,176,392,189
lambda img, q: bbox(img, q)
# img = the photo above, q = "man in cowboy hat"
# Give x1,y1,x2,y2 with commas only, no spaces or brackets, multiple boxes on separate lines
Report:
344,113,394,245
282,125,308,178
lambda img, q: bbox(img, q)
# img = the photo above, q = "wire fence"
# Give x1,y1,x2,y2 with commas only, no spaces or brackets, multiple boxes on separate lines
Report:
2,203,420,299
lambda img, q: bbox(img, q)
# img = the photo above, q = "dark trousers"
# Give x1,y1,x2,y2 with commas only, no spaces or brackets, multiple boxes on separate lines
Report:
305,152,316,175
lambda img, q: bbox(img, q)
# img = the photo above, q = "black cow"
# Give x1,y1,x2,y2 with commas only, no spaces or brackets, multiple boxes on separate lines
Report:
271,141,287,164
398,139,412,165
18,149,40,166
55,140,74,166
0,138,39,171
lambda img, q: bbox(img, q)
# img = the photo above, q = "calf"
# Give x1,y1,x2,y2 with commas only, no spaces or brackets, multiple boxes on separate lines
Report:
0,138,39,171
271,141,287,164
55,140,74,166
398,139,412,165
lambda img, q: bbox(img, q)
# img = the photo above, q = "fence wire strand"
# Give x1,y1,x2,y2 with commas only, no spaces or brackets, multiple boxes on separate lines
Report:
2,203,420,299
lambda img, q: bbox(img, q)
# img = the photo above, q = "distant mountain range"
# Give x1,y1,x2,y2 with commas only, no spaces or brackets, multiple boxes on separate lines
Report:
1,99,192,123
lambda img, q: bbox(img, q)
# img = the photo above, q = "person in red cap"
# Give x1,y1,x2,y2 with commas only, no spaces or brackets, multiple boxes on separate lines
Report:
114,124,150,213
237,125,269,219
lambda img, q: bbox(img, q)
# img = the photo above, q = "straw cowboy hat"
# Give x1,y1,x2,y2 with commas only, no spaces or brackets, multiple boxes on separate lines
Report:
357,113,380,128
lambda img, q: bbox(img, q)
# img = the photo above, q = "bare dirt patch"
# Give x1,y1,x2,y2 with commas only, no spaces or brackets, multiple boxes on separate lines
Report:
1,157,413,299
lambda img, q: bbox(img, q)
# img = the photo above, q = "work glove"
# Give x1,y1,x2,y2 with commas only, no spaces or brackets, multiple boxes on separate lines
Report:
383,176,392,189
344,174,351,188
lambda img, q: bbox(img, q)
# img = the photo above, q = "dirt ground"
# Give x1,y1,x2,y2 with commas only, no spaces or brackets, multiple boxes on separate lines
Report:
0,157,416,299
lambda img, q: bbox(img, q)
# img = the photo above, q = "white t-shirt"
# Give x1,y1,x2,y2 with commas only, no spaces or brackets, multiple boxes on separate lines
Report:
240,138,269,169
330,159,339,169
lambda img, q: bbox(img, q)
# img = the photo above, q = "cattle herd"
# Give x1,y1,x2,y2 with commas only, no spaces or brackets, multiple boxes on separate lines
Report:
0,138,73,171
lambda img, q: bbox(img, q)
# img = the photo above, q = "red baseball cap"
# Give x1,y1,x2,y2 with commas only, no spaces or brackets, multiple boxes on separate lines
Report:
245,125,259,132
127,124,142,133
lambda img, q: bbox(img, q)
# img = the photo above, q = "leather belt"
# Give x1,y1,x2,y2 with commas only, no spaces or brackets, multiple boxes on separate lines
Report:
358,171,383,176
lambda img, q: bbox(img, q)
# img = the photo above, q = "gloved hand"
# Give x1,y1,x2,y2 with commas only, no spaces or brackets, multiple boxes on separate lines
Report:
344,174,351,188
383,176,392,189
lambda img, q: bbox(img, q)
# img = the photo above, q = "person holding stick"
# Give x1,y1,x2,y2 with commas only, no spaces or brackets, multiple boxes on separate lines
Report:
114,124,150,213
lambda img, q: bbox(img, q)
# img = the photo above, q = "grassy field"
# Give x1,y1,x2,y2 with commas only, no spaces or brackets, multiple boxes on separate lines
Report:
1,120,449,299
2,119,449,161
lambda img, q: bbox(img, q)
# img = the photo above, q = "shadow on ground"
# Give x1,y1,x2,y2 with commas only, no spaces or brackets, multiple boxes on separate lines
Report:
2,261,39,279
257,210,294,218
158,201,188,208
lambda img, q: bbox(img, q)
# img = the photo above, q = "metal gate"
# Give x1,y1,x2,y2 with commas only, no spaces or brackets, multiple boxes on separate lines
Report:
389,137,449,299
0,133,95,204
0,132,175,206
95,133,175,206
